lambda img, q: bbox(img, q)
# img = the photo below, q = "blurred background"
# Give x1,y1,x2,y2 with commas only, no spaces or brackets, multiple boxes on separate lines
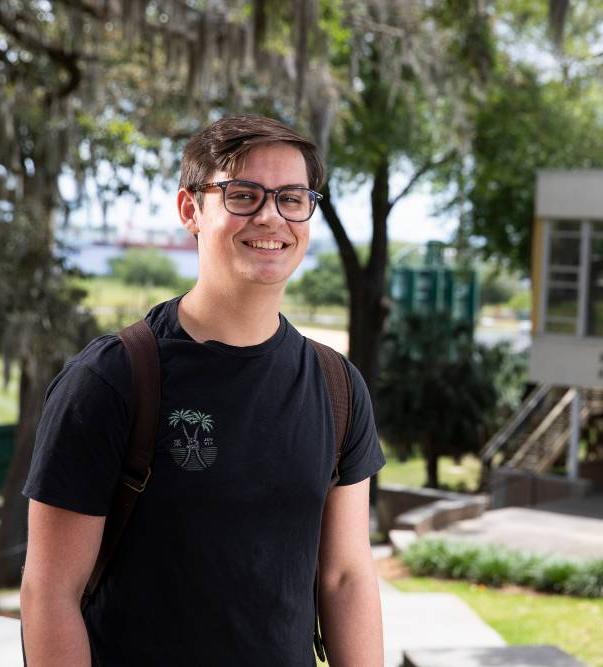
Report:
1,2,603,665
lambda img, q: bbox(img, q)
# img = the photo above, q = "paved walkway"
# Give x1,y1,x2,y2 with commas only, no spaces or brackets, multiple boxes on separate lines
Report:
1,580,505,667
438,505,603,560
379,579,505,667
0,617,20,666
2,528,589,667
297,325,349,355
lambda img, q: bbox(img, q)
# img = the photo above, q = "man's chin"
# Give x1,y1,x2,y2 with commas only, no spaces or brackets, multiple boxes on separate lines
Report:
236,260,304,287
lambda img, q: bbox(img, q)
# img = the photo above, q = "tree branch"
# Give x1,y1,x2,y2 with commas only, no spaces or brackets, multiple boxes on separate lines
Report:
52,0,107,20
367,157,389,279
318,182,361,284
0,9,83,99
388,150,456,213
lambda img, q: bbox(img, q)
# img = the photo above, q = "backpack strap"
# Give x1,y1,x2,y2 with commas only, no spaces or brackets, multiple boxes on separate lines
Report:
82,319,160,605
308,339,352,486
307,338,353,662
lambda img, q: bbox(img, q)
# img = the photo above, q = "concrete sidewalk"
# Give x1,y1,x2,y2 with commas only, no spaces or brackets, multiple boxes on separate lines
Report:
0,616,21,666
439,505,603,560
0,582,505,667
379,578,505,667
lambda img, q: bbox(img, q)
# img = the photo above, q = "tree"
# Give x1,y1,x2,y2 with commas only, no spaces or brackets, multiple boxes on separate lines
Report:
109,248,182,288
288,252,347,318
0,215,98,582
464,69,603,271
440,0,603,271
376,313,526,488
315,0,494,403
0,0,330,585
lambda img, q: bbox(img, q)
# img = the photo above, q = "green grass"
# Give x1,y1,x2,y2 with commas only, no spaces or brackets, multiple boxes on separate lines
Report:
393,577,603,667
380,450,482,492
281,294,347,331
72,276,186,331
0,362,18,425
73,276,349,332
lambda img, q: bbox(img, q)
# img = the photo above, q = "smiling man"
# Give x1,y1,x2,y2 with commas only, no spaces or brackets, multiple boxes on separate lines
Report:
20,115,386,666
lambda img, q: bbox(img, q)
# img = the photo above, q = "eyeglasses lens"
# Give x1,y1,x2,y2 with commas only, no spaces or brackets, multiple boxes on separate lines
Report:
224,181,314,221
276,188,313,221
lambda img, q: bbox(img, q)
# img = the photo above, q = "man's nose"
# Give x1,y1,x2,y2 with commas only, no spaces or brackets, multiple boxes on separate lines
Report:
253,194,284,225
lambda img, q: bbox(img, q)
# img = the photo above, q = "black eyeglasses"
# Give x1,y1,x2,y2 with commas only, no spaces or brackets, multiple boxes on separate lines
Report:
189,179,323,222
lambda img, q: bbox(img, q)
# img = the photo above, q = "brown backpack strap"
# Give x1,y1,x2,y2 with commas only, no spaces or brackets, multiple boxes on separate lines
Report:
308,339,352,487
307,338,353,662
83,319,160,605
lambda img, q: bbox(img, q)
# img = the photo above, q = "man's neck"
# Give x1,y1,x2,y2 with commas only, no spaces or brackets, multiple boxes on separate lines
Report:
178,282,284,347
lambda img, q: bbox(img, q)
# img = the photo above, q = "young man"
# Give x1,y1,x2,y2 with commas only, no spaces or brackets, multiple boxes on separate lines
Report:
20,115,386,666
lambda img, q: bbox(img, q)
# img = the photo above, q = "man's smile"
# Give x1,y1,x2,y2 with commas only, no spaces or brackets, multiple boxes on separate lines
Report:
241,239,292,252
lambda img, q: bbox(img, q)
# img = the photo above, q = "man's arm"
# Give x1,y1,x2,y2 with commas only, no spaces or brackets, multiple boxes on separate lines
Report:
20,500,105,667
317,478,384,667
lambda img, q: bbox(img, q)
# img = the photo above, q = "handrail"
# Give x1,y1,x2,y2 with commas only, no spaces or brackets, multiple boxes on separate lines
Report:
532,403,591,473
481,383,551,462
509,388,576,467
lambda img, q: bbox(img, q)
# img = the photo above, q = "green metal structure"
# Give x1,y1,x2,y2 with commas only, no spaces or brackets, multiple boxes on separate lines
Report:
389,241,479,332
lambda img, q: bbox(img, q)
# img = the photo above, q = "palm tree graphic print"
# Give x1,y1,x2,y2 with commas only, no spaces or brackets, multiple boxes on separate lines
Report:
168,409,217,471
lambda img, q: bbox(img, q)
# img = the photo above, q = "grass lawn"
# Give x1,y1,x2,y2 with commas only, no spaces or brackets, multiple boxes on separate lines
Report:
393,577,603,667
72,276,349,332
72,276,183,331
0,362,18,425
380,450,482,492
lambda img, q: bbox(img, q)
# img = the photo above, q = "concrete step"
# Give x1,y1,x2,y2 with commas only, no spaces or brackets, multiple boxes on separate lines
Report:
378,581,505,667
403,645,586,667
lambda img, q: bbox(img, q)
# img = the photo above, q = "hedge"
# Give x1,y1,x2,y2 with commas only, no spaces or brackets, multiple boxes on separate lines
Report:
402,538,603,598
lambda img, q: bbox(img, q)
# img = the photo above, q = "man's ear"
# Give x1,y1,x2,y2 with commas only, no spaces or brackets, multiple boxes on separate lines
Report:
177,188,199,235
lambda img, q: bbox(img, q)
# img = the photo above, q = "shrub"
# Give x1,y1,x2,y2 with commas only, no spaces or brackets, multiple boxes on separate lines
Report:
507,552,541,588
402,538,603,598
534,559,580,594
468,545,514,586
109,248,182,288
564,560,603,598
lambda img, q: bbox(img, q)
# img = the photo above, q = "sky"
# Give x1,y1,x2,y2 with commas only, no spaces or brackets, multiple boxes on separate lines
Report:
62,167,458,248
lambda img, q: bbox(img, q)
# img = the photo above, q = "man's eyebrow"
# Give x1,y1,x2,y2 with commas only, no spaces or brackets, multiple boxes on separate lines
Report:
276,182,311,189
235,178,311,189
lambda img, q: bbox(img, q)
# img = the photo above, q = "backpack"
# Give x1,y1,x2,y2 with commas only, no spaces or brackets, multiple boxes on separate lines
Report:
83,319,352,663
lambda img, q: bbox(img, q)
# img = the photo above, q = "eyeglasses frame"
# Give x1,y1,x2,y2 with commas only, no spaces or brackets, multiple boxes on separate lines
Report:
189,179,323,223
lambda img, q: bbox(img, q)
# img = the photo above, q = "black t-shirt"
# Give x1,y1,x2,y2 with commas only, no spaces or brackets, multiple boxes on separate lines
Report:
23,296,385,666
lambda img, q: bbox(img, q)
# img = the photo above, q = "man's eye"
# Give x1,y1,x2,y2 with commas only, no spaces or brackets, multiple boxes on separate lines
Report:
279,194,303,204
228,191,257,200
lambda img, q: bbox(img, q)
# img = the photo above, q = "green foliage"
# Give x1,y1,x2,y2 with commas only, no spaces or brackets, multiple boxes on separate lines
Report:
376,313,526,485
467,69,603,270
403,537,603,598
0,214,99,381
287,252,347,315
108,249,183,289
507,290,532,316
479,265,520,306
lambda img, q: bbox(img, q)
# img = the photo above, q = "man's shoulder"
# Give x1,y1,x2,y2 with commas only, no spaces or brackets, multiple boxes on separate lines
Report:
60,333,131,402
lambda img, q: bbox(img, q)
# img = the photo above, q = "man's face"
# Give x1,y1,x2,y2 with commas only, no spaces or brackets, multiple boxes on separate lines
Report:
191,142,312,290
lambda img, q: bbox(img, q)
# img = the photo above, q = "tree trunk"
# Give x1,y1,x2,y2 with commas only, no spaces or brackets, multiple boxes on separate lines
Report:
319,159,390,505
424,436,439,489
0,357,54,586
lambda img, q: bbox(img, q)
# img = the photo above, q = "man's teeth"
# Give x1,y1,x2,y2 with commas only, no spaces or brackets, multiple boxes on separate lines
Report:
247,240,285,249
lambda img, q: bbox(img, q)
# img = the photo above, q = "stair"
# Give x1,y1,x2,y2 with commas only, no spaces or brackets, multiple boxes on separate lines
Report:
481,385,603,476
403,645,586,667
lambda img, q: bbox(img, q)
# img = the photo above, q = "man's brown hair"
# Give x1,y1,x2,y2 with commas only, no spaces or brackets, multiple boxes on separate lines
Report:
178,115,325,200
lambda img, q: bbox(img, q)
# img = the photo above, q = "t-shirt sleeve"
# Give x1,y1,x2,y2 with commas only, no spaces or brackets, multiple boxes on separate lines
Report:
335,360,386,486
23,357,130,516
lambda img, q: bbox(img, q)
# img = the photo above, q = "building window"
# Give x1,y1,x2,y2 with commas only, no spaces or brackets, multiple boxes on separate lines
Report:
545,220,581,335
587,224,603,336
